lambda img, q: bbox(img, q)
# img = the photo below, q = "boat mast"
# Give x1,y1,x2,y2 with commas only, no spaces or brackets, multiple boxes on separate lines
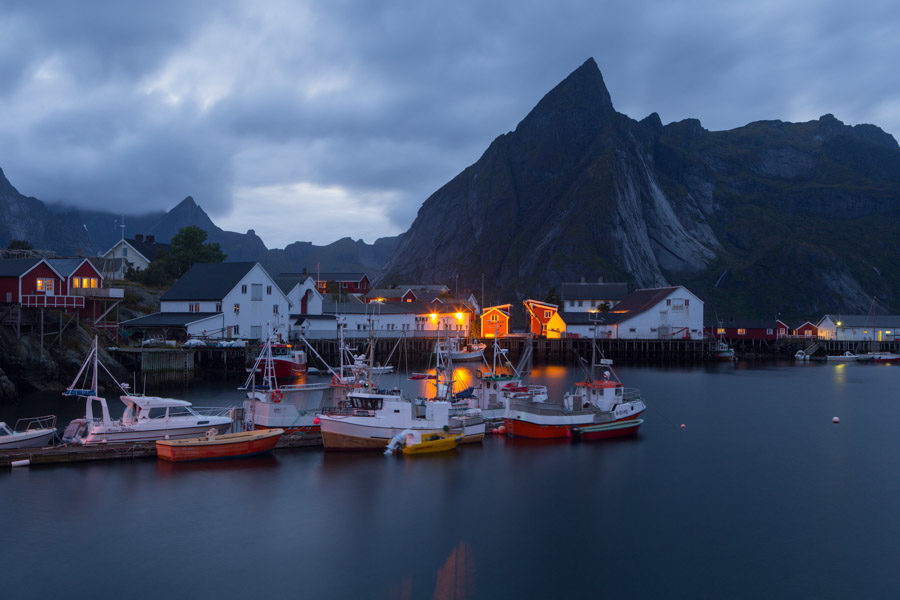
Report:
91,336,98,396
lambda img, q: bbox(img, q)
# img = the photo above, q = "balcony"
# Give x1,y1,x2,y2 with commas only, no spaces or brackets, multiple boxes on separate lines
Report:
21,294,85,309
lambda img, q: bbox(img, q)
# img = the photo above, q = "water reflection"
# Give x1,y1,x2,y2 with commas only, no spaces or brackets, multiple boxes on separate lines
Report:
390,541,476,600
154,454,280,476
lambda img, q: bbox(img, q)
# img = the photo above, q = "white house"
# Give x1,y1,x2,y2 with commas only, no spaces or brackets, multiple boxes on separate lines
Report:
561,282,629,313
99,235,169,278
294,297,474,340
122,262,290,340
564,286,704,340
816,314,900,342
277,275,323,316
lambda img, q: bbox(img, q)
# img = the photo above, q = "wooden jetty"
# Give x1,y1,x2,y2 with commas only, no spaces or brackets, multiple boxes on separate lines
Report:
0,431,322,468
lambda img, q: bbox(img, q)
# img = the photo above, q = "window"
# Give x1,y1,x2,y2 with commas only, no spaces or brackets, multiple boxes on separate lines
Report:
767,328,773,335
189,303,200,313
273,304,279,314
73,277,80,288
241,284,247,294
342,282,348,288
234,303,240,314
544,310,552,318
234,325,239,335
629,328,636,332
215,302,222,312
666,299,671,306
489,314,498,323
685,299,690,307
737,328,746,335
36,279,54,294
717,328,725,335
123,247,127,257
251,284,262,301
90,278,97,289
266,285,272,295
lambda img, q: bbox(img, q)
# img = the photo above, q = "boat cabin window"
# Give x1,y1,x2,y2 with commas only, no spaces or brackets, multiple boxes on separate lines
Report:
148,407,168,419
168,406,194,418
349,395,383,410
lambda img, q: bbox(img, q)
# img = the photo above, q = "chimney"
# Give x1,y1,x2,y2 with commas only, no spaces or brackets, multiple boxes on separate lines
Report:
146,235,155,244
135,234,144,243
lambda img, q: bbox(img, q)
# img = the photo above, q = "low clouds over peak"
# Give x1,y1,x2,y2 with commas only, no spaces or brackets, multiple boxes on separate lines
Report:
1,1,899,247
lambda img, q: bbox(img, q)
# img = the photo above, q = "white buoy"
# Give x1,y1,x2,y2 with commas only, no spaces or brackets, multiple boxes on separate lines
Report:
10,459,30,468
833,417,840,424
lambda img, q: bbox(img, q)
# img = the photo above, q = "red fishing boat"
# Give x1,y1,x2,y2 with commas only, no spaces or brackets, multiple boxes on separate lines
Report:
269,344,307,378
155,428,284,462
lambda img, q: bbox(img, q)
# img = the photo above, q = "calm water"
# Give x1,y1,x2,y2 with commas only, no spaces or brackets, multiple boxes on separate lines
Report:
3,361,900,599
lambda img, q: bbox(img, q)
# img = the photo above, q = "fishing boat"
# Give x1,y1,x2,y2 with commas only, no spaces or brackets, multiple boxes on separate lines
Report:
242,335,347,433
716,339,736,361
466,335,545,421
270,343,307,378
448,339,487,362
505,344,645,439
570,418,643,441
825,351,859,361
0,416,57,449
61,338,231,445
155,428,284,462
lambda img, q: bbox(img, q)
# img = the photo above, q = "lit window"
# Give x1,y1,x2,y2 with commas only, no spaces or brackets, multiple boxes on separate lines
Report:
73,278,80,289
90,278,97,289
36,279,43,291
717,328,725,335
82,278,89,288
738,329,746,335
234,303,240,314
544,310,552,318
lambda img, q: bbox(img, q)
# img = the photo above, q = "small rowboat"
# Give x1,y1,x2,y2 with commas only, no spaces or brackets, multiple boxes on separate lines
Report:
569,418,643,441
155,428,284,462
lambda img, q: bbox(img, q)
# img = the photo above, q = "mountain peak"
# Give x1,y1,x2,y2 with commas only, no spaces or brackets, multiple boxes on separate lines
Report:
513,57,615,143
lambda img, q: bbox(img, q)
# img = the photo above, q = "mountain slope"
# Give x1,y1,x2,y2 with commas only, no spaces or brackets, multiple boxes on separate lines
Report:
382,58,900,319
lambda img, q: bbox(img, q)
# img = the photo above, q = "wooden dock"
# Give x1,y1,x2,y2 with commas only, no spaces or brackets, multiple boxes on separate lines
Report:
0,432,322,468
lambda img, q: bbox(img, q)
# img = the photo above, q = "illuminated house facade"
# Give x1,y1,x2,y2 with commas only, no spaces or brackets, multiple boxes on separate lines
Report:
480,304,512,338
524,299,566,338
817,314,900,342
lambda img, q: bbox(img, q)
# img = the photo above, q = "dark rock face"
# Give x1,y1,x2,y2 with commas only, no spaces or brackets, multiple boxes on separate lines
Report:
383,59,900,319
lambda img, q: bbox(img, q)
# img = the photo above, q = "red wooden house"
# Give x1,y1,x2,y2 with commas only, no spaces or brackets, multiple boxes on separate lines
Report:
795,321,818,338
0,258,83,309
706,319,791,341
480,304,511,338
523,299,565,338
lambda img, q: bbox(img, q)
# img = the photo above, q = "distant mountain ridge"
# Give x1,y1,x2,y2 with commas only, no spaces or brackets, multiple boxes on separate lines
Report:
0,169,399,277
382,58,900,319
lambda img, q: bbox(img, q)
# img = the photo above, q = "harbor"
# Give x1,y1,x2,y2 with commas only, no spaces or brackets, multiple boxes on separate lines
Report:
4,360,899,599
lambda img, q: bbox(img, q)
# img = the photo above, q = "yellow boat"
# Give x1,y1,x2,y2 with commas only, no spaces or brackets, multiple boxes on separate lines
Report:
400,430,462,455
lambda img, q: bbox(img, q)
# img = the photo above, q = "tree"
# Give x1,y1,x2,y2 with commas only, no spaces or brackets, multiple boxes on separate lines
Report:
169,226,226,277
7,239,33,250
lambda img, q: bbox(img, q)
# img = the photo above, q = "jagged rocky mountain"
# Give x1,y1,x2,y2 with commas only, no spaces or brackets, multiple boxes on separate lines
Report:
0,169,399,276
382,58,900,319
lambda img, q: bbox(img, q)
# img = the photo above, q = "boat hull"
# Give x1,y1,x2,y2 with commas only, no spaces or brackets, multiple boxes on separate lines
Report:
271,357,306,378
81,421,231,445
320,419,483,451
156,429,283,462
504,410,644,440
402,435,461,455
0,429,56,449
572,419,643,440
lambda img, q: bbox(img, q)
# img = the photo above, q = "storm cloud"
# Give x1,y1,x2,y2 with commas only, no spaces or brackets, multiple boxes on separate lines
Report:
1,0,899,245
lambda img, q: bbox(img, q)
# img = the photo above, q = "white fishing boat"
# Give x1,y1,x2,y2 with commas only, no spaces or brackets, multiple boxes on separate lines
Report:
317,328,484,450
448,339,486,361
0,416,57,449
825,351,859,361
243,335,348,433
61,338,231,445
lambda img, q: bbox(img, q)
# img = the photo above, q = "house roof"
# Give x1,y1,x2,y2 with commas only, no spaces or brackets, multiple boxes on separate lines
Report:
0,257,42,277
366,287,415,300
281,271,367,283
324,299,472,315
608,286,681,315
121,312,221,328
524,299,558,310
561,282,629,302
161,262,257,301
127,237,170,261
821,314,900,328
46,258,101,278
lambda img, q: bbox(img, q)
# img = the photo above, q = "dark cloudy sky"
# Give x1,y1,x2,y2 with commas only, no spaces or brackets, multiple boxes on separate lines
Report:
2,1,899,246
